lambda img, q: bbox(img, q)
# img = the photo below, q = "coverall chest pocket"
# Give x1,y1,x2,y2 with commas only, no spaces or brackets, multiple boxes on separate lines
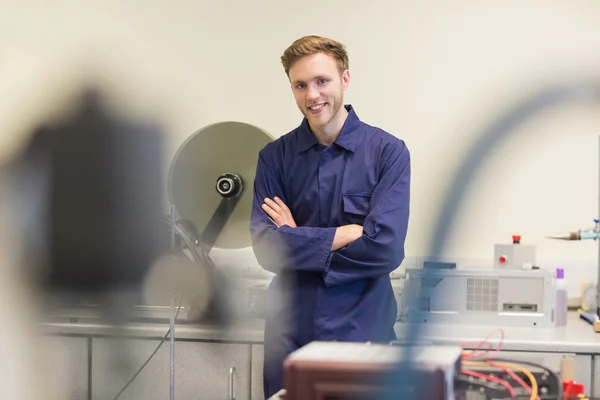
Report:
342,194,371,225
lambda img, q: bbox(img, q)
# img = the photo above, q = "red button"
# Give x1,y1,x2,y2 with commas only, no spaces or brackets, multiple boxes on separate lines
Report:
499,256,507,264
563,380,585,396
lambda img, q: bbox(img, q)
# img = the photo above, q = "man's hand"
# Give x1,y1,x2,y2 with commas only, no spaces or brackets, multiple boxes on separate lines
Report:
262,197,297,228
261,197,361,251
331,224,363,251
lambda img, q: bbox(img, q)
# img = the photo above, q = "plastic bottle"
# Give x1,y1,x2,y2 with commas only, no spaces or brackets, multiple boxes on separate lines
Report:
556,268,568,326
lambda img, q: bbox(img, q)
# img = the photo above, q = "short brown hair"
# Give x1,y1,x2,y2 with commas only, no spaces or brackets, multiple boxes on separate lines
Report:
281,35,349,76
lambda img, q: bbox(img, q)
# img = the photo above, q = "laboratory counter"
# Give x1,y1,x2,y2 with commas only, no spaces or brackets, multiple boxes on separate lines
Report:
42,317,267,343
397,313,600,354
42,311,600,352
39,312,600,400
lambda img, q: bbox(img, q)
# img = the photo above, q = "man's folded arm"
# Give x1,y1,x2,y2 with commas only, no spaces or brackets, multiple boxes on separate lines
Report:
323,141,411,287
250,151,336,274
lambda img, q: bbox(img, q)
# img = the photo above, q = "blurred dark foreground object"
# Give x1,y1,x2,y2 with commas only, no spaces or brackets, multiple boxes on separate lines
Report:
10,89,165,294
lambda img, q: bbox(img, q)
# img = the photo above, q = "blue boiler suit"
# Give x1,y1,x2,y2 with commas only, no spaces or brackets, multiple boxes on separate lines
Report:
249,105,411,398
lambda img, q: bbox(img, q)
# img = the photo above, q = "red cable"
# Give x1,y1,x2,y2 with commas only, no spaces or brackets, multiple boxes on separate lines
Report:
461,328,505,360
460,328,542,399
487,362,540,400
463,339,494,358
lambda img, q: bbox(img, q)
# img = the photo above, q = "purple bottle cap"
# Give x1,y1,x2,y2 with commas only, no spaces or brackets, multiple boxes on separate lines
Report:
556,268,564,279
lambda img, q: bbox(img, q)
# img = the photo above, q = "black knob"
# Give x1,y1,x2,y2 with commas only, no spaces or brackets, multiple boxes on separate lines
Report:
215,173,243,198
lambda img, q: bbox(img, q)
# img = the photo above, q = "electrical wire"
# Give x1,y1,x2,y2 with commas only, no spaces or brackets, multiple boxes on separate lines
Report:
488,362,539,400
464,360,538,400
490,358,561,388
456,382,563,400
490,357,563,399
111,296,183,400
461,368,517,398
458,328,563,400
111,219,217,400
461,327,505,360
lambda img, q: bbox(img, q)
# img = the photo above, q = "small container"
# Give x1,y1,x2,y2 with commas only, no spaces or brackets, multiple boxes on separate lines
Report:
556,268,568,326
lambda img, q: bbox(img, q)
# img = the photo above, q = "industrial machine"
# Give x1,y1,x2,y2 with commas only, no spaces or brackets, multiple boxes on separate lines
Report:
275,341,463,400
401,268,557,327
267,340,566,400
10,97,277,400
493,235,536,270
143,119,275,322
32,117,276,324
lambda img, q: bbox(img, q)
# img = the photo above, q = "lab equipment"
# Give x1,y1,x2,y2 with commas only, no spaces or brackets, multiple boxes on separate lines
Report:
493,235,536,270
547,214,600,320
281,341,463,400
581,281,597,311
556,268,568,326
156,120,273,322
546,219,600,241
273,329,566,400
38,120,275,323
401,268,557,327
112,120,274,400
14,107,276,399
424,79,600,340
169,121,272,250
455,369,562,400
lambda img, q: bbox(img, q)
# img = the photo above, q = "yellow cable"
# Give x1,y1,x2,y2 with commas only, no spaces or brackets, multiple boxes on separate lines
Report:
463,360,538,400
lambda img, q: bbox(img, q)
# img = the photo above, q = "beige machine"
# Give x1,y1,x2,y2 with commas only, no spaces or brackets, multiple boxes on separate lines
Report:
168,121,272,250
401,268,557,328
143,121,274,321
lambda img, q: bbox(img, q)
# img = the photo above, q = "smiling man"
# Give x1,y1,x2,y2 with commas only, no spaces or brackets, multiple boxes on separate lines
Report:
249,35,411,398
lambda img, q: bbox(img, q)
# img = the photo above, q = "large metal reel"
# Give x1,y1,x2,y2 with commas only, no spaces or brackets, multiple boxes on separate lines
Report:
168,121,273,250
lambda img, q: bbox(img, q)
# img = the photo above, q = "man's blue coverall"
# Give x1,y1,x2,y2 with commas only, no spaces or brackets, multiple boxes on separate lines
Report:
249,104,411,398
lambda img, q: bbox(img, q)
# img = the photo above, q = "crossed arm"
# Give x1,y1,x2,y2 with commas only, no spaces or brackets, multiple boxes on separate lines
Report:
261,196,363,251
250,141,410,286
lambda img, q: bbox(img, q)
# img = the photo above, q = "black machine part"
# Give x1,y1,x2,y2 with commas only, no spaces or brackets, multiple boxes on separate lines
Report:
10,89,165,293
167,120,272,250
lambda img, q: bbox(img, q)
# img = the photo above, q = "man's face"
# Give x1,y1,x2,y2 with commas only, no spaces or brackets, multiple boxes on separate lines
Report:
288,52,350,130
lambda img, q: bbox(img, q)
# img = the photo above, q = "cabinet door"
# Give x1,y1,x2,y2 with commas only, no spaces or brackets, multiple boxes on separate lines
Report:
251,345,264,400
594,356,600,397
92,338,251,400
44,335,90,400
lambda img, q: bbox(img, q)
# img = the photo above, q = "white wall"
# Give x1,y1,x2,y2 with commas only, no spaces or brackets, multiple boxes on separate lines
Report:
2,1,600,297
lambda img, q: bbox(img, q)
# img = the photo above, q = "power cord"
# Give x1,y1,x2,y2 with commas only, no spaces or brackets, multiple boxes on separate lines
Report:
112,218,214,400
490,357,563,399
459,328,568,400
112,297,183,400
